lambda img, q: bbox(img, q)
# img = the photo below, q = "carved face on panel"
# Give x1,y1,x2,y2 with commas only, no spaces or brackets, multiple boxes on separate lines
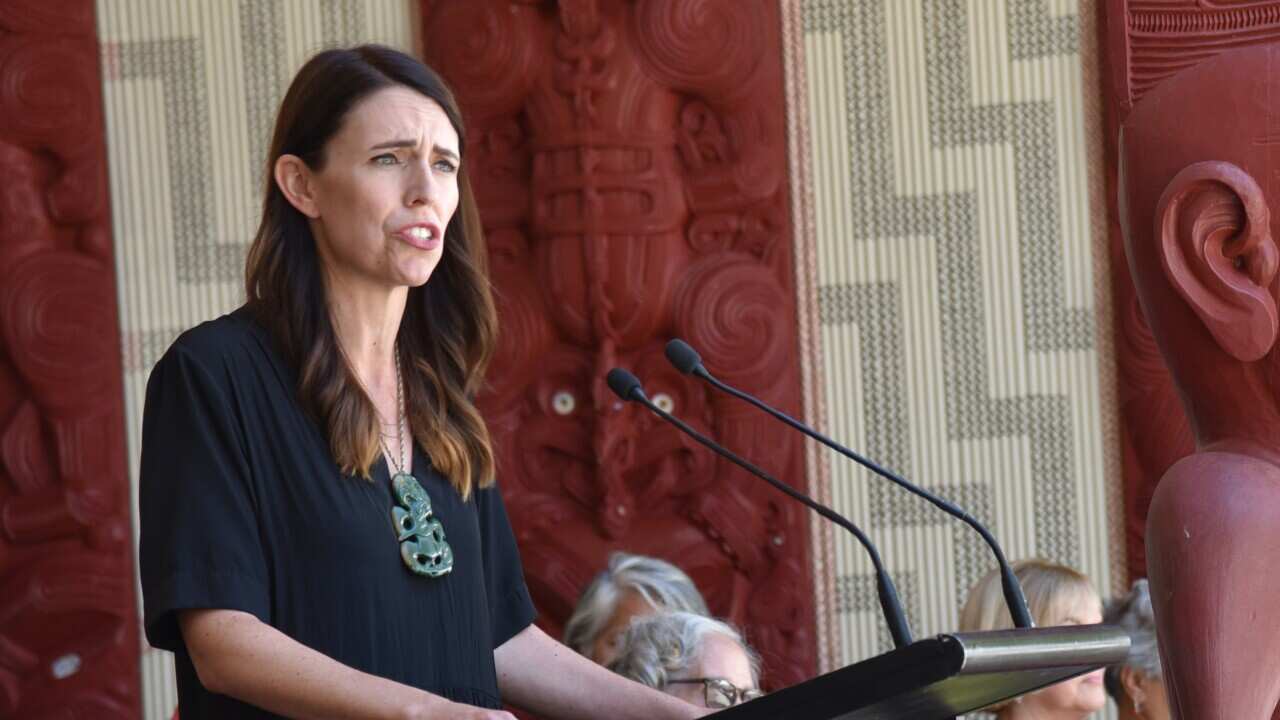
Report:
508,343,716,538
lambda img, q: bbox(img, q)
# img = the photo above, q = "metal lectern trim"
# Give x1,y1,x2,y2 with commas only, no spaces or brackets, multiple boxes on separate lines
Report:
952,624,1131,674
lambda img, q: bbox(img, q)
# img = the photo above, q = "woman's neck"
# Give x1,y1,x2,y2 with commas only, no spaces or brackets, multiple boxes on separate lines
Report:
325,270,408,396
1114,699,1141,720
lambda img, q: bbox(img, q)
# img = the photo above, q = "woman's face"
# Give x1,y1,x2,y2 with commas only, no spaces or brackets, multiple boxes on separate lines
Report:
287,85,461,292
664,632,757,709
1123,668,1170,720
591,590,656,666
1019,593,1107,716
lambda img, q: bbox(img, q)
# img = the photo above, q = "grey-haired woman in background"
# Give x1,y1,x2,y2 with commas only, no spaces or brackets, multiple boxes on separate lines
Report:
564,553,709,665
1104,579,1169,720
608,611,762,710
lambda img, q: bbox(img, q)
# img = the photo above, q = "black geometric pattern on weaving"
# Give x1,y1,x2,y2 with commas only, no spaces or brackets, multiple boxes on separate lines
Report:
240,0,285,226
136,328,183,373
925,0,1091,354
116,2,373,285
804,0,1082,575
321,0,367,50
944,482,998,611
114,38,239,283
816,282,1002,613
834,570,920,654
1008,0,1077,59
241,0,366,226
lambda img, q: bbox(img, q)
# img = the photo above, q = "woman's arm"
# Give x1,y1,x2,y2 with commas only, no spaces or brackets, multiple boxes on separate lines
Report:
494,624,710,720
179,609,512,720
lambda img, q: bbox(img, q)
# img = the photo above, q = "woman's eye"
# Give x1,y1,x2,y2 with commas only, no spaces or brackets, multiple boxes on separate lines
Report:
372,153,400,166
434,159,458,173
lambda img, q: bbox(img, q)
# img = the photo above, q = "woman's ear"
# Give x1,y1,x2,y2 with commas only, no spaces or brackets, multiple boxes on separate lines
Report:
1157,161,1278,361
274,154,321,219
1119,666,1146,708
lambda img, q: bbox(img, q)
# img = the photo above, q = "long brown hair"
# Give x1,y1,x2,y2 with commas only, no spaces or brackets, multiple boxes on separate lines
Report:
244,45,496,498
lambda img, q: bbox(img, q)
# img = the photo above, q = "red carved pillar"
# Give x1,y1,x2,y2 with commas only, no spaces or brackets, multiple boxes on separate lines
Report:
1118,42,1280,720
1103,2,1280,717
0,1,140,717
421,0,817,687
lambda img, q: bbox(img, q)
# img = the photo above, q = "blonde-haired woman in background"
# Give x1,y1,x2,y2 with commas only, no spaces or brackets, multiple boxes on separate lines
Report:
959,559,1106,719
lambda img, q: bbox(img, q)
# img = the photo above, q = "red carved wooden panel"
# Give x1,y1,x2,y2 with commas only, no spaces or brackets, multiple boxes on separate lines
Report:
0,1,140,717
421,0,817,688
1094,0,1280,579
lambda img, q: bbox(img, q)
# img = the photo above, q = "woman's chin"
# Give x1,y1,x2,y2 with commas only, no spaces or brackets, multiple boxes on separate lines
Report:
1077,684,1108,712
395,258,443,287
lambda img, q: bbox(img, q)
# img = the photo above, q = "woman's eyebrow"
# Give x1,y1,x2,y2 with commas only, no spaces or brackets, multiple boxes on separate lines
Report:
368,139,459,162
368,138,416,151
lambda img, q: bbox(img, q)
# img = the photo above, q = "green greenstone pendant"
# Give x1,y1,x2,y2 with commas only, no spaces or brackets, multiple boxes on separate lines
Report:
390,472,453,577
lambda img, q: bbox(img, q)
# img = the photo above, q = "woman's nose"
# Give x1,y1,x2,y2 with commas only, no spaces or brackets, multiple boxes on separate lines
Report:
405,161,434,207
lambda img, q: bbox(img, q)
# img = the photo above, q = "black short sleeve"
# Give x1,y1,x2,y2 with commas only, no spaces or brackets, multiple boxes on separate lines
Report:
475,482,536,648
138,341,270,652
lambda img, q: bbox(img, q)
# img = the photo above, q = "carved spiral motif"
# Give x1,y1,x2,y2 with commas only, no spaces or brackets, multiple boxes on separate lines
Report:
736,153,782,202
1,401,55,493
0,140,58,254
422,3,540,120
0,253,116,414
484,267,553,407
673,257,792,391
633,0,765,103
0,38,97,151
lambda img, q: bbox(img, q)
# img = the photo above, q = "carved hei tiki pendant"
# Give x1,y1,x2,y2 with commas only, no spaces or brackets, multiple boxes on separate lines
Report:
390,472,453,577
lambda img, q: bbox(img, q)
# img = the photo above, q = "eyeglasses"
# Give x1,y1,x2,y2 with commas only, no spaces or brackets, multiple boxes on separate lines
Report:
667,677,764,709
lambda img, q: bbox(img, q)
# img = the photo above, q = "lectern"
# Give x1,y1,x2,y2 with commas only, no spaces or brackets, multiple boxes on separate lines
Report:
711,624,1130,719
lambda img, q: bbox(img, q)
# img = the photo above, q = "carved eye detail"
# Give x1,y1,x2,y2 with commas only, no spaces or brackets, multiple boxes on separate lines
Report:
552,390,576,415
51,653,81,680
653,392,675,413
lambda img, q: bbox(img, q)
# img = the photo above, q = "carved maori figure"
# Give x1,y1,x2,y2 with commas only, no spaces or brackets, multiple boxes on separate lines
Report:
1120,43,1280,719
422,0,816,685
1107,0,1280,582
0,0,140,716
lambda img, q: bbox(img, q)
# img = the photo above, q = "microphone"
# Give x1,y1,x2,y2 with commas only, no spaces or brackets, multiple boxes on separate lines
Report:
605,367,914,649
664,339,1036,631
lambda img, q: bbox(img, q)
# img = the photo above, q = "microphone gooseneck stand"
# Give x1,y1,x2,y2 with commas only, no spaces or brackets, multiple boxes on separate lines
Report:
662,338,1035,631
604,367,914,649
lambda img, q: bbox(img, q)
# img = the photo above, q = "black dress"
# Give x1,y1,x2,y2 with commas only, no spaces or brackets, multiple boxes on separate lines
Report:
138,308,536,718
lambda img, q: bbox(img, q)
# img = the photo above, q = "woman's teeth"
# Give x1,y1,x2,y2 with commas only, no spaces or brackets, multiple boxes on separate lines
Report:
408,227,434,240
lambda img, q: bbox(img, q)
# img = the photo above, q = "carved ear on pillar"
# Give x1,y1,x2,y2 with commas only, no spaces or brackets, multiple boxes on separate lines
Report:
1157,161,1278,362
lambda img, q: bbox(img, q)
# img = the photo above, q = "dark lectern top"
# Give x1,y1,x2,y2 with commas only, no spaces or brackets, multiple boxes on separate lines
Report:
710,624,1130,720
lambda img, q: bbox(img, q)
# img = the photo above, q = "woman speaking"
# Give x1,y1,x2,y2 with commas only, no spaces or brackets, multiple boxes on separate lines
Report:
138,45,707,720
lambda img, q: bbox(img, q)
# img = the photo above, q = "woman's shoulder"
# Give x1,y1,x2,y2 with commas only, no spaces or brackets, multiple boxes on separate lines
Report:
154,306,279,379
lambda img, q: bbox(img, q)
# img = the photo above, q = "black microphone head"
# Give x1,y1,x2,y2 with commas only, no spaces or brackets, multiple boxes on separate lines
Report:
606,368,646,402
665,338,703,375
